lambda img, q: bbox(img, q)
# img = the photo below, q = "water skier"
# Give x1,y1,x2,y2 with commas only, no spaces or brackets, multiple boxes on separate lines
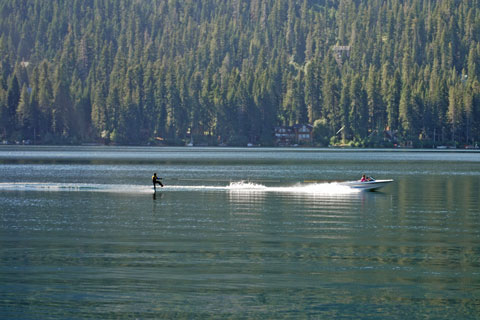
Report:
152,173,164,191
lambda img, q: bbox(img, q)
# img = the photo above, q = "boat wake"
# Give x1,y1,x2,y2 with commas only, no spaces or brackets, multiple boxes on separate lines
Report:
0,181,360,195
0,182,154,194
226,181,358,194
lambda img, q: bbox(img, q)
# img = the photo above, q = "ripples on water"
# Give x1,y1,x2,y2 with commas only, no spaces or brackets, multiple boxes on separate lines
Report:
0,146,479,319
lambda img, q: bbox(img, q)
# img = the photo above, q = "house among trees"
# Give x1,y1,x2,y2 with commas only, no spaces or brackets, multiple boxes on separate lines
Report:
332,46,351,65
274,126,295,146
275,124,313,146
293,124,313,144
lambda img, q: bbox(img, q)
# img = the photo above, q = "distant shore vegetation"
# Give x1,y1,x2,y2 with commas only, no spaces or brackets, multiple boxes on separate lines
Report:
0,0,479,148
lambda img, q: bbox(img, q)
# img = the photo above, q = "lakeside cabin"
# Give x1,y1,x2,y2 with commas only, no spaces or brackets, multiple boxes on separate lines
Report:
274,124,313,146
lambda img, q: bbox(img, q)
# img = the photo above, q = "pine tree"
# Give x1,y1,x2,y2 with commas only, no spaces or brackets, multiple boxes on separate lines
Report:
305,59,322,122
6,75,20,135
447,82,462,144
339,75,350,142
91,84,107,138
16,84,36,140
386,71,401,132
52,67,73,138
36,61,54,138
366,65,384,131
349,74,368,139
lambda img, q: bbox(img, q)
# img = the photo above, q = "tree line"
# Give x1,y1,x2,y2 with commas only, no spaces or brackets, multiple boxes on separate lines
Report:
0,0,479,147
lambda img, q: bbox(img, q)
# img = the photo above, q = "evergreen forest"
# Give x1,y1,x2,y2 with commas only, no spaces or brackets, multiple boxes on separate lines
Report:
1,0,480,147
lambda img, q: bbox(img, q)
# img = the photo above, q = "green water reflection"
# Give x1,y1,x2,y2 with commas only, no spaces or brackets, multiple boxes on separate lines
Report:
0,148,479,318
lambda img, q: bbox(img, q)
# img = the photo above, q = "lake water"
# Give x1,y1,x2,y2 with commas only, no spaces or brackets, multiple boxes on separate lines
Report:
1,146,479,319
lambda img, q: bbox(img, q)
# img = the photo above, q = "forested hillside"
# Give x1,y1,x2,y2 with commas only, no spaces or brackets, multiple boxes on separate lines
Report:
1,0,479,147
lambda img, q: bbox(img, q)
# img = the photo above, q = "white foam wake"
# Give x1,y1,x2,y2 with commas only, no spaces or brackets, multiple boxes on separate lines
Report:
0,182,153,194
226,181,358,194
227,181,268,190
0,181,359,195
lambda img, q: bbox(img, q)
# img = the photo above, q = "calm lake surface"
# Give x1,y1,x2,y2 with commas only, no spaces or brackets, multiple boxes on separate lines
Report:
1,146,479,319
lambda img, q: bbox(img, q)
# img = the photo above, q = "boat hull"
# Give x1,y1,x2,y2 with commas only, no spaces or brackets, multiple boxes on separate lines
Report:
343,179,394,191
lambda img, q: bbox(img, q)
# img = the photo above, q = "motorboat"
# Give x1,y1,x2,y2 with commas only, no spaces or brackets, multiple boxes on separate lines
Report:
342,177,394,191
